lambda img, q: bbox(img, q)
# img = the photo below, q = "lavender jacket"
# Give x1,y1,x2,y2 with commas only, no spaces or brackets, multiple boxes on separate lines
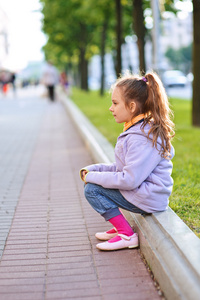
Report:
84,122,174,213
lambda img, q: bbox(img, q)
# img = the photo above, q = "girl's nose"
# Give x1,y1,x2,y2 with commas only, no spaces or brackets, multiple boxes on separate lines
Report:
109,105,113,112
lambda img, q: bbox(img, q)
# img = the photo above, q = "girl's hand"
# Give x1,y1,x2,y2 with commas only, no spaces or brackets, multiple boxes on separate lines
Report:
81,170,88,181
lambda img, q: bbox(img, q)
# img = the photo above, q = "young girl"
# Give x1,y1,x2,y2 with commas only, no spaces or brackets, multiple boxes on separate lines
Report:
80,71,175,251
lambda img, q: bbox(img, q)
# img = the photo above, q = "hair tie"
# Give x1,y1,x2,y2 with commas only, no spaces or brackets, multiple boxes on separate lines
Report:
142,76,147,82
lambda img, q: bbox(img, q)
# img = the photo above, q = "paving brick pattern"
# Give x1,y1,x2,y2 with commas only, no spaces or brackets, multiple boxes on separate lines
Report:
0,93,161,299
0,97,47,259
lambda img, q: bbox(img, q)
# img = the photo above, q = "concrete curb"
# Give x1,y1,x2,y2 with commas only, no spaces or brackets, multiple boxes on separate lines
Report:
61,95,200,300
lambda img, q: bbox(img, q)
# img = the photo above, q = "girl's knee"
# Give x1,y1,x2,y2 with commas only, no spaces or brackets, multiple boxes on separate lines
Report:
84,183,96,198
84,183,100,208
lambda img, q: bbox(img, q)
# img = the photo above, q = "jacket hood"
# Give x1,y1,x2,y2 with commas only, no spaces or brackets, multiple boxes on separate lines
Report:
120,122,155,141
119,122,175,159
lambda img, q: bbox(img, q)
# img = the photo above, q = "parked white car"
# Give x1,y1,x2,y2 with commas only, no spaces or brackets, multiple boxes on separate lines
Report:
162,70,188,87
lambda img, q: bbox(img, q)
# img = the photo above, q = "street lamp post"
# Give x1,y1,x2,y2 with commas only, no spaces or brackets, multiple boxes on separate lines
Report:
151,0,161,74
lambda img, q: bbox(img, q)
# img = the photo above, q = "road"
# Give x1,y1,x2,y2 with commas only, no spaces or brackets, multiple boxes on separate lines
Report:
165,83,192,100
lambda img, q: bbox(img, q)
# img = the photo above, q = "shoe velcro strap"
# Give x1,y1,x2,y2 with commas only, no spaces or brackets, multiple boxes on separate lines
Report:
118,234,131,240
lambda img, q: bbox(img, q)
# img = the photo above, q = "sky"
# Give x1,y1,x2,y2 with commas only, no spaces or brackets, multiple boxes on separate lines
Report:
0,0,46,71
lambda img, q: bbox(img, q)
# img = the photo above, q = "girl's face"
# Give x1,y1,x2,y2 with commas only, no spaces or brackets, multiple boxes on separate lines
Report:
109,87,135,123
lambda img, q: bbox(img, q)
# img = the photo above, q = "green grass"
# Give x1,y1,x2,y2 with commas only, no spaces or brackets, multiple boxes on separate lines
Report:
71,88,200,238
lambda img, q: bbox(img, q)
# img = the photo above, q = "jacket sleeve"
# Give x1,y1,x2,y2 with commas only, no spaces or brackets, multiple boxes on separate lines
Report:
82,162,117,173
85,137,163,190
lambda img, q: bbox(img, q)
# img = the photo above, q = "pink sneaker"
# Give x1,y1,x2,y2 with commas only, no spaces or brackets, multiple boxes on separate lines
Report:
95,228,118,241
96,233,139,251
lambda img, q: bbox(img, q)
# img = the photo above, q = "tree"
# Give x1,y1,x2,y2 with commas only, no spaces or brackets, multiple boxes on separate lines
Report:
115,0,123,77
40,0,99,91
192,0,200,126
41,0,188,94
84,0,115,95
40,0,148,92
100,16,109,96
133,0,146,73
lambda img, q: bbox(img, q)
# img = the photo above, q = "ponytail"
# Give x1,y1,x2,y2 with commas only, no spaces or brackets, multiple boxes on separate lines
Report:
142,72,175,158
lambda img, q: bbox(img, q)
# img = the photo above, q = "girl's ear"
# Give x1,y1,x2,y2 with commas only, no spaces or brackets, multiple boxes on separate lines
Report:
129,101,136,113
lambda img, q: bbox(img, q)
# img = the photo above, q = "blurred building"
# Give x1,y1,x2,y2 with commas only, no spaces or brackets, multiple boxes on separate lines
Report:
0,6,9,69
147,11,193,71
162,12,192,50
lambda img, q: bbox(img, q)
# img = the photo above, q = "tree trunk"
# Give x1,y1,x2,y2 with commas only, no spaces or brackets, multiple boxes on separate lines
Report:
100,19,108,96
115,0,122,78
192,0,200,126
80,48,88,91
133,0,146,73
79,23,88,91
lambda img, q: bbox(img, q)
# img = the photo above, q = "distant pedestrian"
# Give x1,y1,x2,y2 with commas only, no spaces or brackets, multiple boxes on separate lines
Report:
41,61,59,101
60,71,69,93
80,71,175,251
10,72,16,93
0,71,9,96
2,83,8,94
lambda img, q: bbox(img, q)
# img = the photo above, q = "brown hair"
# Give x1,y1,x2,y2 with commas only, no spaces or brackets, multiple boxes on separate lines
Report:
111,71,175,159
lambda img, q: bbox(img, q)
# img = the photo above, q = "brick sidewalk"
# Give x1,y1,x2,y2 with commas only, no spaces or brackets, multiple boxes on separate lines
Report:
0,94,161,300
